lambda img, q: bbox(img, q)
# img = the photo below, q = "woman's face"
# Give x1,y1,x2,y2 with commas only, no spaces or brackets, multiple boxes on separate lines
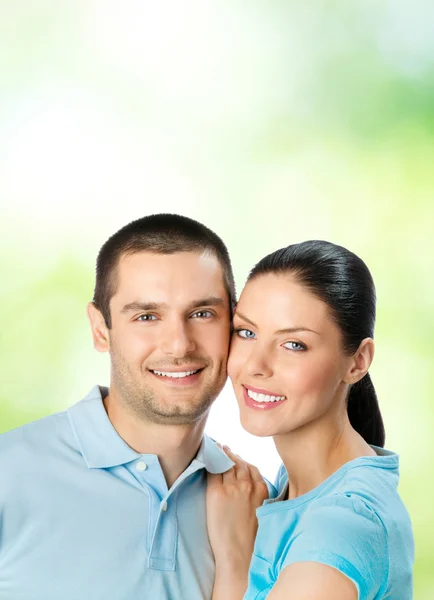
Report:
228,273,353,438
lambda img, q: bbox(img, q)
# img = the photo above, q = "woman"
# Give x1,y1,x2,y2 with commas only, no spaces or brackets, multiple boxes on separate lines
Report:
207,240,414,600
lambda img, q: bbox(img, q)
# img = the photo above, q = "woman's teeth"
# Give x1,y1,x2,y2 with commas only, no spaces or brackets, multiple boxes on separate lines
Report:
247,389,286,403
152,369,199,379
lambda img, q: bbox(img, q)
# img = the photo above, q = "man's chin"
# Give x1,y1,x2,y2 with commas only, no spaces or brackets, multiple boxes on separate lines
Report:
145,408,210,426
144,396,214,425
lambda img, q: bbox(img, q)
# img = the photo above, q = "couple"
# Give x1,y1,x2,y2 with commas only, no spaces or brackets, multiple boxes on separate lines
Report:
0,214,413,599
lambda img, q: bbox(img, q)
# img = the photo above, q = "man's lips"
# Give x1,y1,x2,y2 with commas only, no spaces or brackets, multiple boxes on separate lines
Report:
148,366,205,386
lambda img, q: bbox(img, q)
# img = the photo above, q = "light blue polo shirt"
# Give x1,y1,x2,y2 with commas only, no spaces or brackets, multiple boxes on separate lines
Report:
244,448,414,600
0,386,235,600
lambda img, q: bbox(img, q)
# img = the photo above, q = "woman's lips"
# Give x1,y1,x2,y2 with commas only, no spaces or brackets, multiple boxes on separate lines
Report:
243,384,285,396
242,385,287,411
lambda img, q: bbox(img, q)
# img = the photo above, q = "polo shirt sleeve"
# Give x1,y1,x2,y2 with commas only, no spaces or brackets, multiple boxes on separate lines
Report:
273,463,287,493
277,494,389,600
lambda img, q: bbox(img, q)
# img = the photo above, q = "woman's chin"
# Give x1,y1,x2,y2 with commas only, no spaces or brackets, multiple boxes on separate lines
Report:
240,412,279,438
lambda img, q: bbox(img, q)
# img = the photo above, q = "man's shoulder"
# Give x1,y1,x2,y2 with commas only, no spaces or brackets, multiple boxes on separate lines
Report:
0,409,71,459
0,386,103,458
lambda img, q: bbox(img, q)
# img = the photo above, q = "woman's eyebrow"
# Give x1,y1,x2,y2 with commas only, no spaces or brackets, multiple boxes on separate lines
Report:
234,311,320,336
275,326,320,336
233,311,257,327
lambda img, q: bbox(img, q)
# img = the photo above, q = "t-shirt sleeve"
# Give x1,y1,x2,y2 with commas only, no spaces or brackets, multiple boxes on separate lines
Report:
277,494,389,600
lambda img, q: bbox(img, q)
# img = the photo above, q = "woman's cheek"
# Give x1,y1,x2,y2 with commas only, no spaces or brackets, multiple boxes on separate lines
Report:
227,339,245,380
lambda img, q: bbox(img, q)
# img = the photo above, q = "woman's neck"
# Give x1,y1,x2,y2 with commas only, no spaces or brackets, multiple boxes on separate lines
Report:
274,412,375,500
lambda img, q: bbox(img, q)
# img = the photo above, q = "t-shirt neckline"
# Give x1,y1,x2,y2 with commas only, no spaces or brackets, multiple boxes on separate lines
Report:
259,445,398,515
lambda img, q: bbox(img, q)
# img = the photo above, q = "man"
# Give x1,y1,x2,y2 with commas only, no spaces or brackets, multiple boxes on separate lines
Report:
0,214,241,599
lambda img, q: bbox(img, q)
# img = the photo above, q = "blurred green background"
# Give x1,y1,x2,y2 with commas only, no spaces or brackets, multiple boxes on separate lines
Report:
1,1,433,596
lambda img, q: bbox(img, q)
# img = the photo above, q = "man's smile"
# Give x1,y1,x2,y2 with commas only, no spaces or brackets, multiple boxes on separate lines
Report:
148,367,206,386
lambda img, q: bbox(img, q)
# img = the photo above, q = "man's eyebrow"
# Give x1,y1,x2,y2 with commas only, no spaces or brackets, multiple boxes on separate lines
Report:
121,301,167,314
234,311,320,336
121,297,226,314
187,296,226,310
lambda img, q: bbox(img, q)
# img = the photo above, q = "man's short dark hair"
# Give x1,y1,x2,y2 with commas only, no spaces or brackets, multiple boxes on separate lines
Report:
92,213,236,328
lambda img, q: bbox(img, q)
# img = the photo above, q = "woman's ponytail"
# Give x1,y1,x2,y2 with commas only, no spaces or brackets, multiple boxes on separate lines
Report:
347,373,385,447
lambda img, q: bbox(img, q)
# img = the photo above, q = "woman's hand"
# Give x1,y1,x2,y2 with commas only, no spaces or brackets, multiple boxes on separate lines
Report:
206,446,269,600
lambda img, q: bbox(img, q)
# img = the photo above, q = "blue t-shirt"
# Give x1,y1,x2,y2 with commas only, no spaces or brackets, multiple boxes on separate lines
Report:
244,447,414,600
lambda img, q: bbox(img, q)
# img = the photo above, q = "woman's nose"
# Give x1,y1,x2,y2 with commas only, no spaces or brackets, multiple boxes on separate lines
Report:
244,345,273,378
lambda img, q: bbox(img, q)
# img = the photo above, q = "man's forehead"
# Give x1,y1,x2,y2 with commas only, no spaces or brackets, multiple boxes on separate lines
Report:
113,250,228,305
118,249,221,271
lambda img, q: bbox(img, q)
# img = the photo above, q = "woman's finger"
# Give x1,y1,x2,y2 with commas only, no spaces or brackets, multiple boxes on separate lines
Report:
234,458,251,481
222,465,237,483
246,462,265,483
222,446,242,465
207,472,223,489
220,446,265,486
223,447,253,482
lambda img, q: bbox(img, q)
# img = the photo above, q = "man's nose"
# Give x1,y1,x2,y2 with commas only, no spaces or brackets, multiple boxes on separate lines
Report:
160,319,196,358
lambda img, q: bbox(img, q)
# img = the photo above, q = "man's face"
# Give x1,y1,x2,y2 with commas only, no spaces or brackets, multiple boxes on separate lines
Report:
105,250,231,425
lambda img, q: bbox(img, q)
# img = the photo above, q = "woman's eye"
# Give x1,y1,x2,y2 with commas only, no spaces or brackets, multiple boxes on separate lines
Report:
191,310,213,319
283,341,306,351
137,314,157,322
235,328,256,339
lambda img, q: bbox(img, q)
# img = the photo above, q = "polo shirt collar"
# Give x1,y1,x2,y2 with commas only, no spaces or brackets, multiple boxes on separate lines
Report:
68,386,139,469
68,386,234,474
194,434,234,474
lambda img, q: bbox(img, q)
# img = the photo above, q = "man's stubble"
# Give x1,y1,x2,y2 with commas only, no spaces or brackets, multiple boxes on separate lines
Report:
109,343,227,426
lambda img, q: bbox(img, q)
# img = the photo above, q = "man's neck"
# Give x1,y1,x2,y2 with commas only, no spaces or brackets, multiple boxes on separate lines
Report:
103,391,208,488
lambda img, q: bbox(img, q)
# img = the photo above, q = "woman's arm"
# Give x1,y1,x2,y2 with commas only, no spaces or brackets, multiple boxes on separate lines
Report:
267,562,358,600
206,447,268,600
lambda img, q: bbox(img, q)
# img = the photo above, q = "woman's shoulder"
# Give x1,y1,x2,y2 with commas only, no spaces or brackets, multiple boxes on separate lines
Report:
302,489,386,531
331,449,412,530
265,449,412,534
264,453,413,554
272,448,405,516
260,471,390,548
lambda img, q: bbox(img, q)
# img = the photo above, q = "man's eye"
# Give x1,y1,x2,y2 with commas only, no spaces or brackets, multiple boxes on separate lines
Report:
137,314,157,321
283,341,306,351
234,328,256,339
191,310,213,319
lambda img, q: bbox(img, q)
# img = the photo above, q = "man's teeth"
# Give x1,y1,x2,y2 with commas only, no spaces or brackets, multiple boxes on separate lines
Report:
152,369,199,378
247,389,286,403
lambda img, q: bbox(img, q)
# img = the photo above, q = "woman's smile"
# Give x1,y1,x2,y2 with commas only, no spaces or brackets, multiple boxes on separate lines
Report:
242,384,287,410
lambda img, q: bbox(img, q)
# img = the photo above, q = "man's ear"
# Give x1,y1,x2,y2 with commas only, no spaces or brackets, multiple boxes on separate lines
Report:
87,302,110,353
343,338,374,385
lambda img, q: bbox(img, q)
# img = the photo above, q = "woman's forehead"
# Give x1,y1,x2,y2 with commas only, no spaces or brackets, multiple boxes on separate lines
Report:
236,274,333,332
